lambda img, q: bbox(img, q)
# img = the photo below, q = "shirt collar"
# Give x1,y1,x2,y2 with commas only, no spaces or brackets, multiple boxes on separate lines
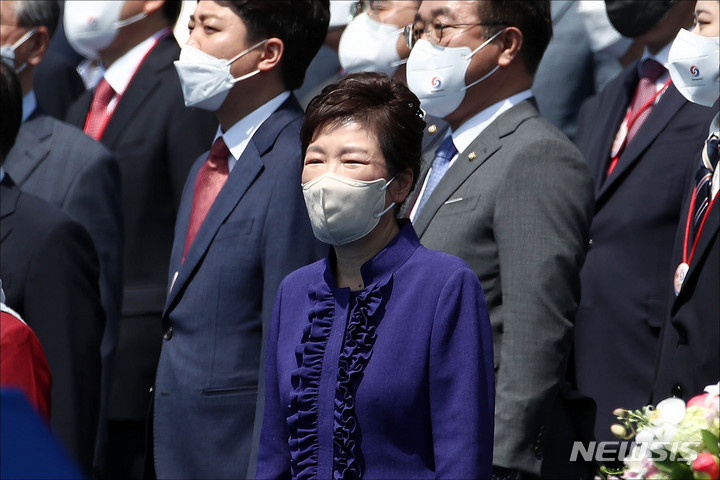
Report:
452,89,534,153
21,90,37,123
216,91,291,171
640,42,671,70
0,167,5,183
104,28,172,95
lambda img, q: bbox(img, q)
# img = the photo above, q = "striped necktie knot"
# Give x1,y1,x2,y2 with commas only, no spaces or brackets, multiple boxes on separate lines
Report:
692,133,719,235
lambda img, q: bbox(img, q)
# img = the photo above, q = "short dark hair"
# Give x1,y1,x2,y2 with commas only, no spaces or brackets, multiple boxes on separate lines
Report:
0,61,23,165
302,72,426,191
13,0,60,38
161,0,182,24
478,0,552,75
220,0,330,90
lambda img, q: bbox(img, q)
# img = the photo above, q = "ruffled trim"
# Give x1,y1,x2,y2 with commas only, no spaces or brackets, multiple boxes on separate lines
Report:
287,277,391,480
332,284,388,480
287,285,335,480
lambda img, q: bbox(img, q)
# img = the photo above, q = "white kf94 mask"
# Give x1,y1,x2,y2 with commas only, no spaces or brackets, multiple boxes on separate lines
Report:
302,172,396,245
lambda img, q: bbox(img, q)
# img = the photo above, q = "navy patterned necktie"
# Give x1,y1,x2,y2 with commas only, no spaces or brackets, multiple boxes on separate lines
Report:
415,136,458,217
692,132,719,238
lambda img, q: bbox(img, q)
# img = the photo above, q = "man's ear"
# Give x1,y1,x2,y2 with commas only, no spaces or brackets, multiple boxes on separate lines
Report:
257,38,284,72
496,27,523,68
389,168,415,205
26,26,50,68
143,0,166,16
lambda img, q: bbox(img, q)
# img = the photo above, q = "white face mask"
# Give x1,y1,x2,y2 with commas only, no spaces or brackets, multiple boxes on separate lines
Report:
302,172,396,245
64,1,147,59
338,13,405,76
406,30,504,118
668,28,720,108
174,40,267,111
0,28,37,74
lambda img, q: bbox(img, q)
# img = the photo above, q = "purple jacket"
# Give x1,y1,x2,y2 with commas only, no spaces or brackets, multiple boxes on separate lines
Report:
258,222,494,479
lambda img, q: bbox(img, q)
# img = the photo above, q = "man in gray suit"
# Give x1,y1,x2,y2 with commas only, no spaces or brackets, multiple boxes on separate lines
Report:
403,1,595,478
1,0,122,473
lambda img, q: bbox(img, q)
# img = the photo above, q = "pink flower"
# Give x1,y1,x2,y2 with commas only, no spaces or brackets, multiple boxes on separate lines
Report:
688,392,720,413
692,452,719,479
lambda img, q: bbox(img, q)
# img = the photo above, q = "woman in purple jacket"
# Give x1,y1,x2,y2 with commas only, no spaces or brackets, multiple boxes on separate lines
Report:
257,72,494,479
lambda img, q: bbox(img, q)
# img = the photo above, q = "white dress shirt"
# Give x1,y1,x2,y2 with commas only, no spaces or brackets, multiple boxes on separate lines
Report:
102,28,173,112
214,91,291,172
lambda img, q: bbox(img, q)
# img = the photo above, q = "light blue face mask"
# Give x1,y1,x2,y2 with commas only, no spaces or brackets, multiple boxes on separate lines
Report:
0,28,37,74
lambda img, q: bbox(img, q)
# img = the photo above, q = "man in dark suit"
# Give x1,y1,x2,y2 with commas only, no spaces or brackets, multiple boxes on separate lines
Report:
64,1,217,477
1,3,123,473
1,60,105,474
152,1,328,478
402,2,595,479
573,0,717,448
653,0,720,404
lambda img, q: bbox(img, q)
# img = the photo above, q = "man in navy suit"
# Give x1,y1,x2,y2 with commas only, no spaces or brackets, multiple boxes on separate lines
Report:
64,1,217,477
573,0,717,450
151,1,329,478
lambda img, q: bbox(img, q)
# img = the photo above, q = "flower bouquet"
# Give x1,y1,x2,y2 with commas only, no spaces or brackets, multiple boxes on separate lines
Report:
603,383,719,479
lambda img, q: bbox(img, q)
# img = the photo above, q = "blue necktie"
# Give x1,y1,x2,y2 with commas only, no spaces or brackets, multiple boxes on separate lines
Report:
415,136,458,216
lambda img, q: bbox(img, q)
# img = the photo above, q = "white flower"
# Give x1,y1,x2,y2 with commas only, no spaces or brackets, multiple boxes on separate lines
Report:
704,382,719,396
635,429,654,444
655,397,686,424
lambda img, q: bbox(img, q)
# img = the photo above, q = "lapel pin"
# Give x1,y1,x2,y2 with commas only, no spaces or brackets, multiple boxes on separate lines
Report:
428,125,437,134
468,152,477,161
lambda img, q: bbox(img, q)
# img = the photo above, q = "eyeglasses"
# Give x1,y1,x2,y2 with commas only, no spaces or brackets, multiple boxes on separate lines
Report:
403,20,508,49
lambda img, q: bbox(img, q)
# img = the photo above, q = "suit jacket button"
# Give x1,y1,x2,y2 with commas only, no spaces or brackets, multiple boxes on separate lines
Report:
672,384,683,398
164,325,174,340
588,238,593,250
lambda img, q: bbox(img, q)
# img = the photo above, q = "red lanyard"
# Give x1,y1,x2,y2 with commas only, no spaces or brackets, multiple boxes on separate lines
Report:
610,79,672,161
682,187,719,266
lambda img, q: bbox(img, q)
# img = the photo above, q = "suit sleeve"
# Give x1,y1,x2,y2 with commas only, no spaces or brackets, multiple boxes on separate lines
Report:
22,216,105,471
63,145,123,354
430,267,495,479
256,282,292,479
492,138,594,474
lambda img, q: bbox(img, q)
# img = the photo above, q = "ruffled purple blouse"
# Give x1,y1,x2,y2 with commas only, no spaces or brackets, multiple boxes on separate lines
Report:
257,222,494,479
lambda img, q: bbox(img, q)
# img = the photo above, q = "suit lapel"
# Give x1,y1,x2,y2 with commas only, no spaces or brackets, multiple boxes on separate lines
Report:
0,177,21,243
5,117,53,185
101,37,178,148
164,97,303,313
412,100,540,236
590,68,637,195
598,84,687,201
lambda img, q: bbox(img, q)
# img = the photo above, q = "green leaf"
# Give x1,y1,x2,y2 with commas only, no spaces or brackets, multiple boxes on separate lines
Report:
669,462,693,480
701,429,719,455
654,459,673,473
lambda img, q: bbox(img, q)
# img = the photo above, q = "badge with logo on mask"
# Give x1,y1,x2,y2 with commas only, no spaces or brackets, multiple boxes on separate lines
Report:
406,29,504,119
667,28,720,107
64,1,147,59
